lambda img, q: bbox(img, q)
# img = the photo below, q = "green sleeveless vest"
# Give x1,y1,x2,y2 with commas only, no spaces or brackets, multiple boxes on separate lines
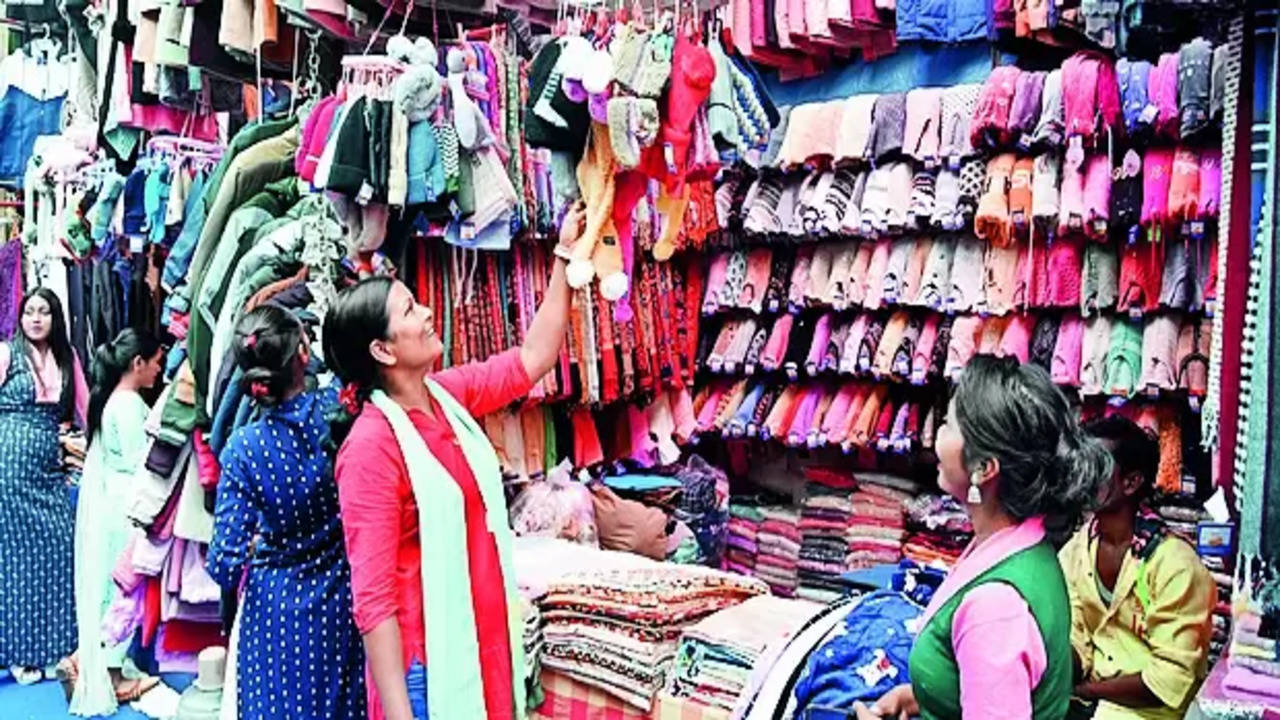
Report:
908,542,1073,720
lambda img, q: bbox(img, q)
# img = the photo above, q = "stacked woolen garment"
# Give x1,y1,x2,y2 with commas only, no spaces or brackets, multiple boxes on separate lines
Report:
902,494,974,568
522,539,768,709
797,484,856,603
845,474,913,569
726,501,765,576
755,506,802,596
665,595,823,711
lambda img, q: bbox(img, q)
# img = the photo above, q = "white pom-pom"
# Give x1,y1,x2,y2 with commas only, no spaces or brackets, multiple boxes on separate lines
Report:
413,37,438,66
582,51,614,94
598,272,629,301
559,36,593,80
446,47,467,74
566,259,595,289
386,34,413,62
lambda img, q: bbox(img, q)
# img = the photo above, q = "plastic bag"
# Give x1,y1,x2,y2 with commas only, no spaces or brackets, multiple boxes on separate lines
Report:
510,460,599,546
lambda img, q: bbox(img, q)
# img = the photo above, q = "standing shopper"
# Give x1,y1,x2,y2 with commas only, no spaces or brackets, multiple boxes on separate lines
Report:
327,203,584,720
857,355,1113,720
206,306,368,720
71,328,164,713
0,288,88,684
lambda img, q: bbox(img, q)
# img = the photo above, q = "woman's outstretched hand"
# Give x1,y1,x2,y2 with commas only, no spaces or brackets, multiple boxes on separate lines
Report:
554,201,587,261
853,684,918,720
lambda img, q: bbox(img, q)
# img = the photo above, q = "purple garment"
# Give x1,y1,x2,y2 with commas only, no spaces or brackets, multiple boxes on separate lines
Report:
1010,71,1046,144
1118,59,1154,137
1223,666,1280,701
153,626,201,673
0,239,21,339
132,535,174,576
178,542,221,605
102,584,146,647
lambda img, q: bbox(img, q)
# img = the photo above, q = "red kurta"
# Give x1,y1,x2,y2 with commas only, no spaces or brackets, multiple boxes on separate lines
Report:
335,348,532,720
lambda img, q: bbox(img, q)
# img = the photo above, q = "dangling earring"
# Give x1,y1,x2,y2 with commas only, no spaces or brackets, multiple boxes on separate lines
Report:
967,471,983,504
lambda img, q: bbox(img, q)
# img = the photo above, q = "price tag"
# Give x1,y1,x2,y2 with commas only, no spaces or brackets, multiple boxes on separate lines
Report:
1144,384,1161,398
1128,307,1144,320
1189,395,1202,413
1128,226,1140,245
1139,104,1159,126
1190,220,1206,239
1016,134,1034,153
947,156,961,173
460,222,477,241
357,181,374,206
1066,137,1085,169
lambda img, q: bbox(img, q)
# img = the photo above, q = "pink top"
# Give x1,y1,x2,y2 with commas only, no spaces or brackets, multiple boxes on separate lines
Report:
0,342,89,426
920,516,1050,720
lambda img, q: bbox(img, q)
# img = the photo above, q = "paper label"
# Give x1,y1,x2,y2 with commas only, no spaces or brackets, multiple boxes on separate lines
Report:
356,181,374,206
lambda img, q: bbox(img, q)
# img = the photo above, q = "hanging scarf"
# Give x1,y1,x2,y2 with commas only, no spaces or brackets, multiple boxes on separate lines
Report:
369,382,526,720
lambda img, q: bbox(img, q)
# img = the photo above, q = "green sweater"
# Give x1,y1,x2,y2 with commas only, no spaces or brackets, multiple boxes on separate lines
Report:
908,542,1073,720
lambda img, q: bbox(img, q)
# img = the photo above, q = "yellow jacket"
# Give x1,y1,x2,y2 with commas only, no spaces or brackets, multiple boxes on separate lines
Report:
1059,527,1217,720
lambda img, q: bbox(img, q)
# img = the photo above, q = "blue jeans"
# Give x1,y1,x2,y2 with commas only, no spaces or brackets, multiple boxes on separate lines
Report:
407,661,429,720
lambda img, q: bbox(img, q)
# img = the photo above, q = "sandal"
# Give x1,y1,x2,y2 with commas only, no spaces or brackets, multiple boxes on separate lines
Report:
55,656,79,702
114,675,160,703
10,665,42,686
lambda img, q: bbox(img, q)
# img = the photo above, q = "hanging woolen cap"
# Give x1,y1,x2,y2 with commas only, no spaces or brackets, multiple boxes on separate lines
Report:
121,169,148,238
324,97,373,196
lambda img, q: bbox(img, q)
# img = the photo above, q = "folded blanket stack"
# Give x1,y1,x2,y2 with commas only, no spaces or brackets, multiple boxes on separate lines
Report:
538,560,769,710
726,501,765,577
756,506,802,596
665,595,824,711
797,485,855,604
845,474,913,570
519,595,545,686
902,494,973,568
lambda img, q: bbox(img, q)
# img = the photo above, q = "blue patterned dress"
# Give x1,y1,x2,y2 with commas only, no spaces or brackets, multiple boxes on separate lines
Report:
0,349,76,667
207,389,367,720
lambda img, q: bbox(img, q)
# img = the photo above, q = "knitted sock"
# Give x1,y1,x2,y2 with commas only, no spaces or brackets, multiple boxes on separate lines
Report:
1141,147,1174,243
918,235,955,310
1050,313,1085,386
804,313,834,375
761,313,794,371
827,242,858,310
978,317,1013,355
908,169,938,229
788,245,815,313
863,239,892,310
932,168,963,231
1168,147,1201,226
957,157,986,224
944,315,982,379
840,315,870,375
998,314,1035,364
1029,316,1061,371
669,387,697,442
806,244,835,306
911,314,941,384
972,152,1013,244
1083,153,1112,241
1008,156,1034,235
903,237,933,306
703,252,730,315
1111,144,1143,241
765,248,795,313
741,248,774,313
1058,155,1087,237
1032,153,1061,241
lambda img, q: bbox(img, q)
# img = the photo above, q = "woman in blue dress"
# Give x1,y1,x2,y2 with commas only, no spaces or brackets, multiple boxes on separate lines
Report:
207,305,367,719
0,288,87,683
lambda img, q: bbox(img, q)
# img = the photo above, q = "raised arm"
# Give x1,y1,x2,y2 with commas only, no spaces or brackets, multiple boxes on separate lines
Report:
520,203,585,383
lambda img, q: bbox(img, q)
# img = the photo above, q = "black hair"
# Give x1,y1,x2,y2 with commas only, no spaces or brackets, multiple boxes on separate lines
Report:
1083,415,1160,501
14,288,77,423
233,305,307,407
321,276,394,396
952,355,1114,544
87,328,161,445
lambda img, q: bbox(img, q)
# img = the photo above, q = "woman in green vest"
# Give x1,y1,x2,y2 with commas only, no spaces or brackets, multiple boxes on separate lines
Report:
857,355,1113,720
